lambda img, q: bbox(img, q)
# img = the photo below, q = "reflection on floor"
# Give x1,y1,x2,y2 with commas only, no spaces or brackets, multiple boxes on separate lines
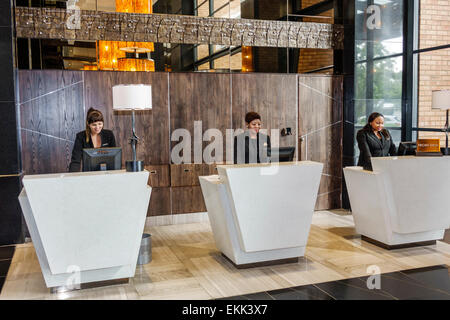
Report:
0,211,449,300
218,265,450,300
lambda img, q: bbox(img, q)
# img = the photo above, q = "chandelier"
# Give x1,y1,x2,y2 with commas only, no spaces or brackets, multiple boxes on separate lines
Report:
97,0,155,72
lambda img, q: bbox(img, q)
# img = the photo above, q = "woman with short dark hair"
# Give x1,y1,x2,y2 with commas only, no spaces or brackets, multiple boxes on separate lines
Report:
356,112,397,170
234,111,271,164
69,107,117,172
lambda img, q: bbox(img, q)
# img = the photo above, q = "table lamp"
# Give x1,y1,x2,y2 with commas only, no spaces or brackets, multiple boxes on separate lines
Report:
432,90,450,156
112,84,152,171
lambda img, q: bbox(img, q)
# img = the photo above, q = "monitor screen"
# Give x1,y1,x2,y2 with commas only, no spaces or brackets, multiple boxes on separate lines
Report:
82,148,122,172
270,147,295,162
398,142,416,156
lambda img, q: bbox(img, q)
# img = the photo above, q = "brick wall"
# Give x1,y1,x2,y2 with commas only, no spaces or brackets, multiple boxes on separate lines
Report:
417,0,450,146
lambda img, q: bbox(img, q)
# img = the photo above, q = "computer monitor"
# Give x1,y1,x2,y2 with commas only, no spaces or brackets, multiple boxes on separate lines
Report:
270,147,295,162
398,142,416,156
82,148,122,171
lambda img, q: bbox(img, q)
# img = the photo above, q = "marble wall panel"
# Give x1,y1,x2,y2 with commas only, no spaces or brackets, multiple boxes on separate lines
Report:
298,75,343,210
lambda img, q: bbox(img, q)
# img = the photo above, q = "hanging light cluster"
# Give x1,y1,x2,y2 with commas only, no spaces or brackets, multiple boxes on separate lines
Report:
97,0,155,72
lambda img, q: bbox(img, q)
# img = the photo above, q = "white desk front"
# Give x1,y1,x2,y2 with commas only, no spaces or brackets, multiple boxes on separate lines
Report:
199,161,323,266
18,170,151,288
344,156,450,246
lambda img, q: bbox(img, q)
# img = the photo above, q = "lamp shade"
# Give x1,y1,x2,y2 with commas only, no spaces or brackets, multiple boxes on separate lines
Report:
112,84,152,110
432,90,450,110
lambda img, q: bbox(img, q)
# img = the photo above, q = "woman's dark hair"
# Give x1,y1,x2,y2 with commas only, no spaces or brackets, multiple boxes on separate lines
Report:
245,111,261,124
363,112,390,139
85,107,104,142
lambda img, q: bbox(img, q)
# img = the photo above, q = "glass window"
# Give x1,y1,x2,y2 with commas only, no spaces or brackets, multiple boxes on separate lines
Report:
354,0,404,158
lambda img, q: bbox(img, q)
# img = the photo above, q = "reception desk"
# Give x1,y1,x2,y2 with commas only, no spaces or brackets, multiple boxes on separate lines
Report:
199,161,323,267
344,156,450,249
18,170,151,289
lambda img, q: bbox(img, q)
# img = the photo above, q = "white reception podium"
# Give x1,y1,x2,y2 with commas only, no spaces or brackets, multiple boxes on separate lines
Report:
344,156,450,249
199,161,323,267
18,170,151,289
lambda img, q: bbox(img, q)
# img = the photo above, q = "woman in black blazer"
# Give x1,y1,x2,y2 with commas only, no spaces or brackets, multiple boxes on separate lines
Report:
234,111,271,164
69,108,117,172
357,112,397,171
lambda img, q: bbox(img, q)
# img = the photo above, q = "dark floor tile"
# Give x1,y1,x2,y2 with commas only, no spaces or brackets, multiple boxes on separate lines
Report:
243,292,274,300
315,280,395,300
339,277,398,299
269,286,334,300
0,245,15,260
0,276,5,293
356,271,450,300
0,259,12,277
399,265,450,294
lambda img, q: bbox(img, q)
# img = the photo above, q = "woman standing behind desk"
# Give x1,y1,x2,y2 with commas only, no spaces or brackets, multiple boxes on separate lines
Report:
69,108,116,172
234,111,271,164
357,112,397,171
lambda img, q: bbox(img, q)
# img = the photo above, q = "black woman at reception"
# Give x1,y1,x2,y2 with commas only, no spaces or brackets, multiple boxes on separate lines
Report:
234,111,271,164
69,107,117,172
357,112,397,171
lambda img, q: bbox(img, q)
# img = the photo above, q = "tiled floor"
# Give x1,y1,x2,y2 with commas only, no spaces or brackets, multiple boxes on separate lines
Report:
1,211,449,300
218,265,450,300
0,245,15,294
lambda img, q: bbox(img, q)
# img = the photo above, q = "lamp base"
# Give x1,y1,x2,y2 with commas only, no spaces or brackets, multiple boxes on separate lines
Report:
125,160,144,172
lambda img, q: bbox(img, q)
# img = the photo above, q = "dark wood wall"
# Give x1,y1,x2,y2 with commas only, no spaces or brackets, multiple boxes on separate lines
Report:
18,70,343,217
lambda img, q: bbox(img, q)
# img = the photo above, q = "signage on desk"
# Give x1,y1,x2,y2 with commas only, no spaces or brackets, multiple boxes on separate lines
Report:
416,138,442,156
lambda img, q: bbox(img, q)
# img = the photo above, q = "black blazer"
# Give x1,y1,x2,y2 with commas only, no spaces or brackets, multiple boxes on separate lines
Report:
233,132,271,164
356,129,396,170
69,129,117,172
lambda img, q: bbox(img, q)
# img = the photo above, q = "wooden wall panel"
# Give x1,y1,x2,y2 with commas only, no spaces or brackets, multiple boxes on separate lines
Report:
18,70,344,216
170,163,221,187
171,186,206,214
19,71,84,174
145,165,170,187
83,71,170,165
298,75,343,210
231,73,298,152
147,187,171,216
18,70,83,104
169,73,231,163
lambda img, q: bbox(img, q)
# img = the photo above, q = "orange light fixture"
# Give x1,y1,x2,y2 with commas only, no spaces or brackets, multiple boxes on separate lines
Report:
83,64,98,71
98,0,154,71
241,46,254,72
118,57,155,72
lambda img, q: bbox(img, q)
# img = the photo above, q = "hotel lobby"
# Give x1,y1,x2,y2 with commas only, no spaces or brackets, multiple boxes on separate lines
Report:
0,0,449,302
